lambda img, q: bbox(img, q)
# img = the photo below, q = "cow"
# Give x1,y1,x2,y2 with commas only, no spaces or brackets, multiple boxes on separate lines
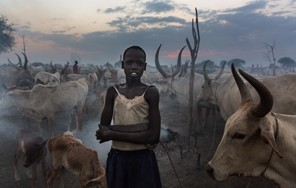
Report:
63,73,85,82
46,134,107,188
59,62,86,82
88,72,98,92
207,64,296,188
0,78,89,135
102,68,117,87
28,64,46,77
0,53,34,91
34,71,60,86
14,129,47,188
199,61,296,121
155,44,223,134
95,66,105,86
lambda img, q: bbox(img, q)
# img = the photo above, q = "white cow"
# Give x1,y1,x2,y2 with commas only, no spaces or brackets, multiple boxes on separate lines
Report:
0,78,89,134
155,45,223,135
34,71,60,86
199,62,296,121
28,65,46,77
1,53,35,90
207,65,296,188
87,72,98,92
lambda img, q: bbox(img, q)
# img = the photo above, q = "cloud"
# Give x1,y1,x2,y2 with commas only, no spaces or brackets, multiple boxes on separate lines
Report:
197,1,296,63
107,15,187,32
104,6,126,14
142,1,175,14
2,0,296,66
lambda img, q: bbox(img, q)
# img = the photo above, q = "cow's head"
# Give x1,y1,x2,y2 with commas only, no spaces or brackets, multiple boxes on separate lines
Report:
7,53,35,89
23,138,47,168
198,60,226,105
154,44,185,96
207,64,282,181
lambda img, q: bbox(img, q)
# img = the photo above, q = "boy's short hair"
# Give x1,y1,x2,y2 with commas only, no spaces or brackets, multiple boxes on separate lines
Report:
123,46,146,60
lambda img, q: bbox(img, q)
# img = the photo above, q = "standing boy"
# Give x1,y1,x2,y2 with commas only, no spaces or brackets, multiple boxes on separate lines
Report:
96,46,162,188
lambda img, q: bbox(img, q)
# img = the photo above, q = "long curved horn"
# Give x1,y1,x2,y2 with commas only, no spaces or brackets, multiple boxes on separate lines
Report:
203,60,211,81
155,44,169,78
22,52,28,69
214,60,226,80
7,53,21,70
172,45,186,78
183,59,190,76
178,65,184,77
16,53,23,67
231,63,252,102
238,69,273,117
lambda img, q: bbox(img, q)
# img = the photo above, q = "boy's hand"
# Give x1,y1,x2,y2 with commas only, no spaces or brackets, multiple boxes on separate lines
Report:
96,126,110,143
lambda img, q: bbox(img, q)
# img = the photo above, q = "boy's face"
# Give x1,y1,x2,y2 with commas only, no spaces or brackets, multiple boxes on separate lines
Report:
122,49,146,78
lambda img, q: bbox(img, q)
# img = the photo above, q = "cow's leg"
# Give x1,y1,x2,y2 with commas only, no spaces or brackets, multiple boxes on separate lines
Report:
203,107,210,128
24,115,31,129
41,157,47,187
55,168,65,188
25,167,32,179
196,103,203,134
14,147,22,182
69,108,79,133
103,78,107,88
67,111,73,131
31,163,37,188
47,167,63,188
94,81,97,92
79,175,88,188
77,105,84,131
47,116,55,136
38,119,45,137
79,172,95,188
46,168,57,188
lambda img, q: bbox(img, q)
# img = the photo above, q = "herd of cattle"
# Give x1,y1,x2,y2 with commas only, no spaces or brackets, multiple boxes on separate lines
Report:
0,50,296,188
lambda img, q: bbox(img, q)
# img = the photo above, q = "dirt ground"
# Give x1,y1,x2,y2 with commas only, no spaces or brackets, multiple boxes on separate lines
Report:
0,85,278,188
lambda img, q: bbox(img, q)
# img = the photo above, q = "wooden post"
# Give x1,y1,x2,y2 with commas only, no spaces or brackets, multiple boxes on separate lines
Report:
186,8,200,150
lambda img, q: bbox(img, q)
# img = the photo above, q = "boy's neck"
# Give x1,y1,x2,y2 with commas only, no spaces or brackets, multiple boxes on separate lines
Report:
125,78,142,88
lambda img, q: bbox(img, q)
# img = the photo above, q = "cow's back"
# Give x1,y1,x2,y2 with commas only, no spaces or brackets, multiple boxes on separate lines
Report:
28,78,88,113
48,135,101,179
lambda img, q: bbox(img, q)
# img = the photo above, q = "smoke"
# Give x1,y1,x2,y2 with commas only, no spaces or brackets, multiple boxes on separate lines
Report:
160,124,179,144
74,119,111,166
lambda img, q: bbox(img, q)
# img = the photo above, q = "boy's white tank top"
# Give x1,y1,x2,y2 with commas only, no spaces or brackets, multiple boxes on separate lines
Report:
111,86,150,151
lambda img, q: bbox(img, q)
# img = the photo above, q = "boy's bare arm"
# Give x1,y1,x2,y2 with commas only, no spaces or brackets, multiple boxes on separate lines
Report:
109,123,148,133
99,86,115,128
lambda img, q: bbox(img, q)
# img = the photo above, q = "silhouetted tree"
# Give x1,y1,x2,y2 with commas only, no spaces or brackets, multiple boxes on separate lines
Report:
263,41,276,65
0,15,16,54
195,60,215,73
278,57,296,68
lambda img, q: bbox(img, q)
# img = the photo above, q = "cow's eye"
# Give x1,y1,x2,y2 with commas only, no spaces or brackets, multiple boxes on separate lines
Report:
232,133,246,139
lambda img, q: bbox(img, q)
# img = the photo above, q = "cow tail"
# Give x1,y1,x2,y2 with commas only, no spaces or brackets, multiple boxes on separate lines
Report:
85,150,107,188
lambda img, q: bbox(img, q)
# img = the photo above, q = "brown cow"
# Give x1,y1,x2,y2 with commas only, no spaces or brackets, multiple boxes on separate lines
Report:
46,134,107,188
14,129,47,188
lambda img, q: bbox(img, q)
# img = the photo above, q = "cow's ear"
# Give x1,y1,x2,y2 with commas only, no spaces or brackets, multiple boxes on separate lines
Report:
260,123,282,158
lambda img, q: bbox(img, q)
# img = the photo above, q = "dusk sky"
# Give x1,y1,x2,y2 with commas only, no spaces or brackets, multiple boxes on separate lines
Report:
0,0,295,67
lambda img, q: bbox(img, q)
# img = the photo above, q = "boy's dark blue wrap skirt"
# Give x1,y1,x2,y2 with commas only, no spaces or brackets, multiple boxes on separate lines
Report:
106,148,162,188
